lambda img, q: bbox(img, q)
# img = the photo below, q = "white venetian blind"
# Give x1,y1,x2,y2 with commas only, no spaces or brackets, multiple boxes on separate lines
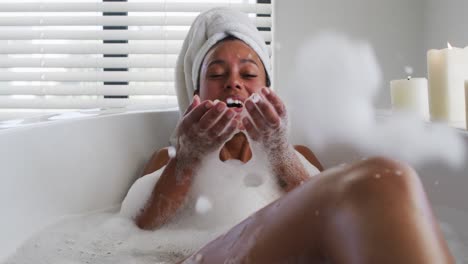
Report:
0,0,272,118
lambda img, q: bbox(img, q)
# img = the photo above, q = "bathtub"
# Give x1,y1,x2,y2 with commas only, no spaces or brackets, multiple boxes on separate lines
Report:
1,109,467,262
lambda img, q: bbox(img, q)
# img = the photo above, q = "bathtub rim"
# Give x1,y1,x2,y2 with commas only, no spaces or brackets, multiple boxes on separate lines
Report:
0,107,180,135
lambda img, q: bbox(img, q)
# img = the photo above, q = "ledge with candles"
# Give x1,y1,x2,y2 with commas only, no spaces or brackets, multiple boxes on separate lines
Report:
390,43,468,130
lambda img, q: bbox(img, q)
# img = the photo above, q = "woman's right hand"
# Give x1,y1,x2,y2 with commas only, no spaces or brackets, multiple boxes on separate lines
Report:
175,95,238,163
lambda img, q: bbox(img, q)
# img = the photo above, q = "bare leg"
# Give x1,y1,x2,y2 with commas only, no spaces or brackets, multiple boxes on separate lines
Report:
182,157,454,263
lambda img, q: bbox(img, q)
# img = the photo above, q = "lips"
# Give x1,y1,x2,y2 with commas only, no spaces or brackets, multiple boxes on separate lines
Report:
220,96,248,130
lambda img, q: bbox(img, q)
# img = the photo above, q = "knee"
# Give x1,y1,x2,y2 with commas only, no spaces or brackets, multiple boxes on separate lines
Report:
333,156,424,207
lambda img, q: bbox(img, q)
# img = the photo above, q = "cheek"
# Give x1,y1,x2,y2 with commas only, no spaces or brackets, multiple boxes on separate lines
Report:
199,82,221,101
246,78,266,93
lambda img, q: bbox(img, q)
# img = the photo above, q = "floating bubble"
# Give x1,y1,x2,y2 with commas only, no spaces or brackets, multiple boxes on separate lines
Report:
195,196,213,215
168,146,176,158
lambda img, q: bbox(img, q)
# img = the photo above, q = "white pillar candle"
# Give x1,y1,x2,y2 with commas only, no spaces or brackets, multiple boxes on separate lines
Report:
427,45,468,128
390,77,429,120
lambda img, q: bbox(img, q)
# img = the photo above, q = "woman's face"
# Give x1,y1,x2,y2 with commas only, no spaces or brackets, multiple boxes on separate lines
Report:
198,39,267,112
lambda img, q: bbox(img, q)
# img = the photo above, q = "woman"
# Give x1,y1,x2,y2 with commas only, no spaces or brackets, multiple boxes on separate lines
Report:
134,8,453,263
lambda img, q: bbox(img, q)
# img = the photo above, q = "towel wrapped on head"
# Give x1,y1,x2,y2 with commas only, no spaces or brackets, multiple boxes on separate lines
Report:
175,7,272,115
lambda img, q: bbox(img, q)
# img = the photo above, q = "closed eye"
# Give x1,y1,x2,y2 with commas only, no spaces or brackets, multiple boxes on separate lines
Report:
209,74,224,78
244,74,258,78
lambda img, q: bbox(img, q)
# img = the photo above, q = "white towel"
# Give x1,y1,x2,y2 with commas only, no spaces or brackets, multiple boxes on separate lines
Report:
174,7,272,114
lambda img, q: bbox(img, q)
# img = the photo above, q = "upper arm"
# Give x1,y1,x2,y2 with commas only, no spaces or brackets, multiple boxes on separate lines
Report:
294,145,324,171
141,147,170,177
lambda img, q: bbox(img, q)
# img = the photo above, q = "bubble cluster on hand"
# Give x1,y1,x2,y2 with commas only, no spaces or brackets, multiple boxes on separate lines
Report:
244,92,291,156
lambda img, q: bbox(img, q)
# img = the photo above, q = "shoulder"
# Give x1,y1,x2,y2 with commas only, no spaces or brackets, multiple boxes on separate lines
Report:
141,147,171,177
293,145,324,171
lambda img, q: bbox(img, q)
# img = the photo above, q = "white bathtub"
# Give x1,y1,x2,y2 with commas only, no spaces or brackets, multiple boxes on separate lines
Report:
1,109,467,262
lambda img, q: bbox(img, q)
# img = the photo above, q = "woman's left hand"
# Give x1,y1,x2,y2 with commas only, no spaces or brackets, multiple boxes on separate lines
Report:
242,87,291,155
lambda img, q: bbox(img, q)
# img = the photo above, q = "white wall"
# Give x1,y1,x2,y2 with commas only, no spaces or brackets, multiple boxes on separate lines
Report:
424,0,468,53
273,0,426,108
273,0,468,108
274,0,462,108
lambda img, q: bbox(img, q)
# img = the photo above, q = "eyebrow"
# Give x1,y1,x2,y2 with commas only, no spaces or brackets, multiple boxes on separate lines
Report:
207,58,259,67
207,59,225,67
240,58,258,66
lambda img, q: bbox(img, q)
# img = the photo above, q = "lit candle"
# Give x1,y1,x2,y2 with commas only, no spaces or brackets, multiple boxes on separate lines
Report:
390,77,429,120
427,44,468,128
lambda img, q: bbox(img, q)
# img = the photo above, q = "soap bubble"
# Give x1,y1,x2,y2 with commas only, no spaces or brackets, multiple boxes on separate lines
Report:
168,146,177,158
195,196,213,214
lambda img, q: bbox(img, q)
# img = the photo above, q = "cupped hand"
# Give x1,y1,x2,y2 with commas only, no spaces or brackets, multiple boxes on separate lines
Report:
242,87,290,154
175,95,238,161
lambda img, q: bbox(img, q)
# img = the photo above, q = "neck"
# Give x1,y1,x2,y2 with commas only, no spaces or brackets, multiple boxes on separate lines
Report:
219,132,251,163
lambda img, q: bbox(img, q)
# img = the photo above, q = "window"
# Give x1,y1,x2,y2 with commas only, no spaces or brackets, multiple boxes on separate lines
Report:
0,0,273,121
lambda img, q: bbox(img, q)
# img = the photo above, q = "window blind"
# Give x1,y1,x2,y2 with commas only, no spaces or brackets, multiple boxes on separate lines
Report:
0,0,273,117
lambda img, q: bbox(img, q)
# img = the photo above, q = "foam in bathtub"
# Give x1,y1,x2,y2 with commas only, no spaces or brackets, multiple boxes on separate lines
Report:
5,145,300,263
4,210,222,264
119,167,165,220
5,144,467,262
6,207,468,263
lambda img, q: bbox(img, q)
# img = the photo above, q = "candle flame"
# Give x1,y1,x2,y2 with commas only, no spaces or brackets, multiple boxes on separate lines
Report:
447,42,453,49
404,66,413,76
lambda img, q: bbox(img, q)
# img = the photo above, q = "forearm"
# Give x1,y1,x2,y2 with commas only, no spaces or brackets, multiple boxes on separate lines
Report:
135,154,199,230
269,146,310,192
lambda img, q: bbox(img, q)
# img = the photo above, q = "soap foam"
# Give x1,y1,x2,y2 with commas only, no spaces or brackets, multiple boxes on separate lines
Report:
4,145,292,264
4,145,467,263
3,209,218,264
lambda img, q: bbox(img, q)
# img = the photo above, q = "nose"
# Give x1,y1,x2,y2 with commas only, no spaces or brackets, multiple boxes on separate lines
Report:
225,74,242,90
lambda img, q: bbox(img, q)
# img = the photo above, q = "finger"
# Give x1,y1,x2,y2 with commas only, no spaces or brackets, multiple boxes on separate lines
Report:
234,114,245,130
245,96,268,130
183,95,200,116
209,109,235,137
254,93,281,128
261,87,286,118
243,117,260,141
183,100,214,127
219,119,238,142
198,101,227,131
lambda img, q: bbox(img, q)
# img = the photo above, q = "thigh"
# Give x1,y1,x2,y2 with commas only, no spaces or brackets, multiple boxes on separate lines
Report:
181,157,453,264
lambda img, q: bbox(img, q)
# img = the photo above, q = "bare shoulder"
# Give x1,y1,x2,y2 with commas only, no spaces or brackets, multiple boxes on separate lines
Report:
140,147,171,177
294,145,324,171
